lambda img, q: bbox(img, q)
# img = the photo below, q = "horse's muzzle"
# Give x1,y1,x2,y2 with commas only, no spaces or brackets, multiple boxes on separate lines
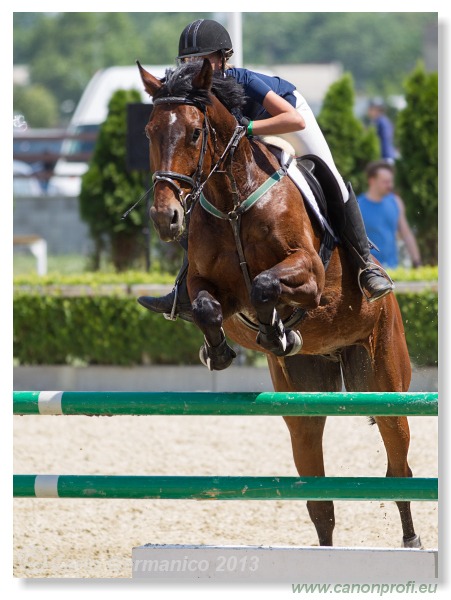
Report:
150,204,184,242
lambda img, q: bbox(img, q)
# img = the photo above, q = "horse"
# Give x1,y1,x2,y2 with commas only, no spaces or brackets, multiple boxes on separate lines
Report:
137,59,420,549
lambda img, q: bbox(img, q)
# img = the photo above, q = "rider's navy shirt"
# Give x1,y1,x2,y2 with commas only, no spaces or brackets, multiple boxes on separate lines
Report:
226,67,297,120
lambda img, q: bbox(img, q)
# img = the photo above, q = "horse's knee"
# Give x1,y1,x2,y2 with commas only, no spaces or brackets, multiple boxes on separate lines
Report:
192,292,223,328
251,271,281,312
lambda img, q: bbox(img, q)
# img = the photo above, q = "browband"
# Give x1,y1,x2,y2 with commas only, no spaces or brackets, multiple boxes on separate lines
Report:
153,96,205,110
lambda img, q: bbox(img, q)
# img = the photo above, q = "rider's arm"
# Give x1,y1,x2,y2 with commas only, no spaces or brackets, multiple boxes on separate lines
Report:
250,91,305,135
228,68,305,135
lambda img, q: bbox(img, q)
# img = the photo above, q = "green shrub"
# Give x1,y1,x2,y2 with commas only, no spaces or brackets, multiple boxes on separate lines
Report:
79,89,148,272
388,265,438,282
396,291,438,367
13,266,438,288
395,62,438,265
13,294,204,366
13,270,175,287
13,288,437,367
317,73,380,192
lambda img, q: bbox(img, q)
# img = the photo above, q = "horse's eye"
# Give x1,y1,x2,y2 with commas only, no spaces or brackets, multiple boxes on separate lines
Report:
192,128,202,143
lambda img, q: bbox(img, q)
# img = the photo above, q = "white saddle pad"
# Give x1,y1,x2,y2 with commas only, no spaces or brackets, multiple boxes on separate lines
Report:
280,150,331,233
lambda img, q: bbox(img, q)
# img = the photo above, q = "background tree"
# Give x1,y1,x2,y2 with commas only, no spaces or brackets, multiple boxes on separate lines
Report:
13,13,436,126
79,89,148,271
316,73,380,192
395,62,438,265
15,13,145,125
13,84,59,128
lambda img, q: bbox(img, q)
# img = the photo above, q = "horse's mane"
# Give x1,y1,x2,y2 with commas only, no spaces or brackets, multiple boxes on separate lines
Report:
153,62,246,114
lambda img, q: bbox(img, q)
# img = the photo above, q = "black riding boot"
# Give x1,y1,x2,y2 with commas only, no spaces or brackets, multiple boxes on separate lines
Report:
339,183,394,302
137,233,193,322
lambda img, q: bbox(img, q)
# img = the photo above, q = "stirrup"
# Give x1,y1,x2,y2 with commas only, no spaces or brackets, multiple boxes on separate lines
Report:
163,284,180,321
358,263,394,302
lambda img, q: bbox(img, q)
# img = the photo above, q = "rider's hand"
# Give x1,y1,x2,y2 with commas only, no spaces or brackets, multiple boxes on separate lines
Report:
239,116,254,137
239,115,251,128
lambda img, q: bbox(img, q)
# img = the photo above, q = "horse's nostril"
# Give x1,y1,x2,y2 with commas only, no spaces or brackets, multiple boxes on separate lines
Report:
171,209,179,225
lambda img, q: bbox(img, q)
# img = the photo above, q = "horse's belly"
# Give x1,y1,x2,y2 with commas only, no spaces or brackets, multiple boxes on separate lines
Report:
298,300,378,354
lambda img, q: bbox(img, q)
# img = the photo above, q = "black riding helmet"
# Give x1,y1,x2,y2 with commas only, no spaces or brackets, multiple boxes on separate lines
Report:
177,19,233,64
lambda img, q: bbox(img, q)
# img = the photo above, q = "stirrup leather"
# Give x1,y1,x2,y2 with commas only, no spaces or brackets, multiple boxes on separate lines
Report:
163,284,180,321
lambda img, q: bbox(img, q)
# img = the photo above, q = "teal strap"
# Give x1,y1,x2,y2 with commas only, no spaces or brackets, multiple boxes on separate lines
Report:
199,194,229,220
200,168,286,220
239,168,285,212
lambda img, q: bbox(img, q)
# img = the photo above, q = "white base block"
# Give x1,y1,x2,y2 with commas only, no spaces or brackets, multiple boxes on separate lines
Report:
132,544,438,582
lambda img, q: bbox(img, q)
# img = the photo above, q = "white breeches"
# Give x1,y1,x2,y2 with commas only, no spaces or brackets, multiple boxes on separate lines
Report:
293,90,349,202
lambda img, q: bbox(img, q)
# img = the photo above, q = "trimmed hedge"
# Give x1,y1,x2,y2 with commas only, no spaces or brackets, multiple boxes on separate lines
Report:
12,270,176,287
396,291,438,367
12,265,438,287
14,287,437,367
13,294,204,366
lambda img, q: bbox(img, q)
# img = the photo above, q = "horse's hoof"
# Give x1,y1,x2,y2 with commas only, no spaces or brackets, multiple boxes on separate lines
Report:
199,337,237,371
284,329,303,356
403,534,423,549
256,328,302,357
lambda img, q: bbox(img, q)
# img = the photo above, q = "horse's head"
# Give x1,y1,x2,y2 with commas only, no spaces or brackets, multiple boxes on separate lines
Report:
137,59,244,241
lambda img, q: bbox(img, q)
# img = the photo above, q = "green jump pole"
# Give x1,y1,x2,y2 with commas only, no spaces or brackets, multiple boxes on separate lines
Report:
13,391,438,417
13,475,438,501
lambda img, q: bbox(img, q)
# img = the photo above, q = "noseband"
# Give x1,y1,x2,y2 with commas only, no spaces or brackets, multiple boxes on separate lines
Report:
151,95,246,215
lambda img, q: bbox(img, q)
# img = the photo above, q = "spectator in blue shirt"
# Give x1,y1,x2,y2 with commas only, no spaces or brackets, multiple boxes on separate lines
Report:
358,161,421,269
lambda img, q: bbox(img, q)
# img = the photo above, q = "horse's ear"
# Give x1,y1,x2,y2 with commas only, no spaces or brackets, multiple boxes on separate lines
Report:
136,60,162,97
192,58,213,92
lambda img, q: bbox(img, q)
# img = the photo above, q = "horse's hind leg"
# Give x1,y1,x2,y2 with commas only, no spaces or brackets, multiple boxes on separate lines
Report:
340,329,421,548
268,354,342,546
374,415,421,547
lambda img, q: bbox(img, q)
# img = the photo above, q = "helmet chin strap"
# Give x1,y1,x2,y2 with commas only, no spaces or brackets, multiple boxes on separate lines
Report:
221,49,233,76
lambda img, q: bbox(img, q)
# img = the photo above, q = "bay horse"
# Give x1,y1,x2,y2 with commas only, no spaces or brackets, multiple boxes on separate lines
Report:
137,59,421,548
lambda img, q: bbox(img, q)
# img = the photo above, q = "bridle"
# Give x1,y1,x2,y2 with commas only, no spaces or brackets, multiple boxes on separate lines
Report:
136,92,316,332
150,95,246,218
150,94,294,301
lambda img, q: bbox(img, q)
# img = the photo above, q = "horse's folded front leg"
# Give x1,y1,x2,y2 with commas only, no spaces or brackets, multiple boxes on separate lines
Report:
251,250,323,357
191,289,236,371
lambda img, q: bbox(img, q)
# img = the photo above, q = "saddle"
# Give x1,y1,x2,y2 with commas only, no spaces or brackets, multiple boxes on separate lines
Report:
262,139,338,265
266,145,338,272
295,154,338,270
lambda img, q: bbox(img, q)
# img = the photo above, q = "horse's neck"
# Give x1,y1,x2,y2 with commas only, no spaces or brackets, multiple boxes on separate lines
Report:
205,131,275,212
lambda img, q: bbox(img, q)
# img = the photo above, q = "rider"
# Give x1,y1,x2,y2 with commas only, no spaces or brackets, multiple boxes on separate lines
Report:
138,19,393,321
